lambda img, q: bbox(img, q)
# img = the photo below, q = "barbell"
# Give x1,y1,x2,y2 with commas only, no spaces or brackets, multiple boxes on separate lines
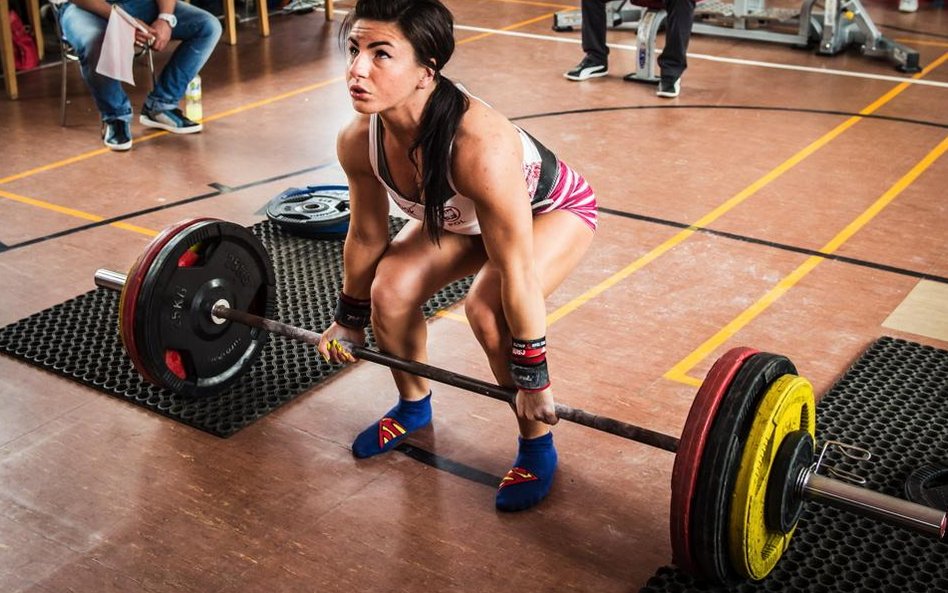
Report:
94,217,946,584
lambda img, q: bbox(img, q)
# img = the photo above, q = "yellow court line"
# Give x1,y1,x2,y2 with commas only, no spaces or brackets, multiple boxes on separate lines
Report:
664,133,948,387
435,309,469,323
459,12,557,44
547,50,947,381
0,77,345,188
202,76,345,123
0,189,158,237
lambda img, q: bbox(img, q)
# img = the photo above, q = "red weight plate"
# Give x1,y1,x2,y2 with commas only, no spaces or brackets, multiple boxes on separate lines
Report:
690,353,797,583
669,346,758,575
119,218,213,387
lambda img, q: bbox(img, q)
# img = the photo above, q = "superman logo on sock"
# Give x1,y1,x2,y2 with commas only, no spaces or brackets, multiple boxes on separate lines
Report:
498,467,540,489
377,417,407,448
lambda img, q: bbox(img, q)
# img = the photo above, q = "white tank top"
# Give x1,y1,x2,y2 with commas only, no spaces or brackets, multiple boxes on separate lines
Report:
367,112,545,236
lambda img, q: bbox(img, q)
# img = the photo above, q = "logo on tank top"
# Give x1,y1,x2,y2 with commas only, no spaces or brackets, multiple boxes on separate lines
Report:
443,206,462,225
523,162,541,198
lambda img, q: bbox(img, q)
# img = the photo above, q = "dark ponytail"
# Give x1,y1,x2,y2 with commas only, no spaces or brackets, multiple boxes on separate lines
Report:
342,0,470,243
411,76,469,243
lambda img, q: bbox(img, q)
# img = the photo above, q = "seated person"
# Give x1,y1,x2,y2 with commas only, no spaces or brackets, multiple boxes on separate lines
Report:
58,0,222,151
564,0,695,98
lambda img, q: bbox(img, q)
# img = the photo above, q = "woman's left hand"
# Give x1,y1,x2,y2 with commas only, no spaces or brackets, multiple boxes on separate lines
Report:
515,386,559,425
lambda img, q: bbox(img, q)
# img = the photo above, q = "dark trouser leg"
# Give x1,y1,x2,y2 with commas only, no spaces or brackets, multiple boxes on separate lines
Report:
581,0,610,64
657,0,696,80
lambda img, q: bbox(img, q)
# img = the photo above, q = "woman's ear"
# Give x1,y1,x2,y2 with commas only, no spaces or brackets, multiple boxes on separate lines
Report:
417,62,437,89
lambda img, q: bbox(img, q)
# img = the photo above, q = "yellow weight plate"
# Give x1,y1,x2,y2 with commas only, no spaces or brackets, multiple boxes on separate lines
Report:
728,373,816,580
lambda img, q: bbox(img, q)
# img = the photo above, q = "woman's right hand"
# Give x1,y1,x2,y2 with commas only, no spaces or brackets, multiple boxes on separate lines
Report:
316,322,365,364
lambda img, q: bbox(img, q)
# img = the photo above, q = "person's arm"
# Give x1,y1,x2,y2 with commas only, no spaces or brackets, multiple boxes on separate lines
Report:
68,0,156,47
316,115,392,363
336,115,392,300
451,109,557,424
149,0,177,51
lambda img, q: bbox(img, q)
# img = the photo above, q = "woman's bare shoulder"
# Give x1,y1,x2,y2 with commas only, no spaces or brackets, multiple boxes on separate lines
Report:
451,101,523,197
454,101,519,160
337,113,373,174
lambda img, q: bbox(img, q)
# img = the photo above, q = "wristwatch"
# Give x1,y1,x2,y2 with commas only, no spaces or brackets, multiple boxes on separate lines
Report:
157,13,177,28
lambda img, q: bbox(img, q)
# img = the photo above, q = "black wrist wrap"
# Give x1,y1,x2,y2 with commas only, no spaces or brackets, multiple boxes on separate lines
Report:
509,337,551,393
334,292,371,330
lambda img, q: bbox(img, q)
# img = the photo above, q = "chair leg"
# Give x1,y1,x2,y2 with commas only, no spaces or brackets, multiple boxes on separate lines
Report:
147,48,156,90
60,57,69,127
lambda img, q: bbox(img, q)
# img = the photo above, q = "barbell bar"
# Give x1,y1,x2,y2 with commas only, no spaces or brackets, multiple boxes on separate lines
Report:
95,266,681,452
93,218,946,584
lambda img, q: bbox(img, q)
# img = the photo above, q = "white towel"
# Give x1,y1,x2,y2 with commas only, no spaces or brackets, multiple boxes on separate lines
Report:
95,6,139,85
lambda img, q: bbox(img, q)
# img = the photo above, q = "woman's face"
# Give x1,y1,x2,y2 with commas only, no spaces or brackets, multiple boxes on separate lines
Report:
346,19,431,115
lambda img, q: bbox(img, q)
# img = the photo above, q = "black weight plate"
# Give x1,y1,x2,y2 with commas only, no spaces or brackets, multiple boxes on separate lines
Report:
132,219,276,397
689,352,797,584
266,185,351,239
765,430,814,534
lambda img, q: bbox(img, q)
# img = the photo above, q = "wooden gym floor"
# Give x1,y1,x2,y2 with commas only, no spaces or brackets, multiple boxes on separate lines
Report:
1,1,946,591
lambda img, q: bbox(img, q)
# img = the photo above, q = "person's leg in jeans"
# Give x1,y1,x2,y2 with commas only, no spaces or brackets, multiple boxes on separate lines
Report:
117,0,222,114
58,3,132,123
657,0,695,85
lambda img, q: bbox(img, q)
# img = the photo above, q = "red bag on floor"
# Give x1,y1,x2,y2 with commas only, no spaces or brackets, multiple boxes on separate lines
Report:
9,10,40,71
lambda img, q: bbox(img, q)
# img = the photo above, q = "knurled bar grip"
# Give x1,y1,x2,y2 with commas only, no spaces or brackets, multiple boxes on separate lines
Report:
94,268,680,453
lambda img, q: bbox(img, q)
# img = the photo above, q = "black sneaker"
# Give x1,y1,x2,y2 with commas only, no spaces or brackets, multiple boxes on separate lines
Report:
102,119,132,151
140,106,203,134
564,57,608,81
657,77,681,98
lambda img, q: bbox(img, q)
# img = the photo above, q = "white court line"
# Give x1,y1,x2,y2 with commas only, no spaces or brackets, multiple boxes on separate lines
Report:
453,23,948,90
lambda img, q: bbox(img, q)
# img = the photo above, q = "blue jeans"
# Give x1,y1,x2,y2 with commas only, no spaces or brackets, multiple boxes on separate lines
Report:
59,0,222,122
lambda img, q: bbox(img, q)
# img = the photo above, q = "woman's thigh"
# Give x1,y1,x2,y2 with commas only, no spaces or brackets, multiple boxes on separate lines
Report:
470,209,595,305
373,220,488,306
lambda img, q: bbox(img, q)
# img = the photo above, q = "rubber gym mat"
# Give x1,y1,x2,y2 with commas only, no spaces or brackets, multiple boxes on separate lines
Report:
641,336,948,593
0,219,472,438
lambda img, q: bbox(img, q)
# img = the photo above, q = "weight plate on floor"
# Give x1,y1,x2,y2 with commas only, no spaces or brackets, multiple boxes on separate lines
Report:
729,374,816,581
119,218,213,387
689,352,796,584
129,219,276,397
670,346,758,576
266,185,351,239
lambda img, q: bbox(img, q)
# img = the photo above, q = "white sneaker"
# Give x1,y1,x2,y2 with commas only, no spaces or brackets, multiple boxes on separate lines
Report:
899,0,918,12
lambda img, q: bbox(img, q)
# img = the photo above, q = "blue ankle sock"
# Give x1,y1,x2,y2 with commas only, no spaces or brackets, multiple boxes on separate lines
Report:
495,431,557,512
351,393,432,459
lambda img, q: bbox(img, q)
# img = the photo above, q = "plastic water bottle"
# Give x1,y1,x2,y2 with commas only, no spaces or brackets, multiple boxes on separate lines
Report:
185,75,203,122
